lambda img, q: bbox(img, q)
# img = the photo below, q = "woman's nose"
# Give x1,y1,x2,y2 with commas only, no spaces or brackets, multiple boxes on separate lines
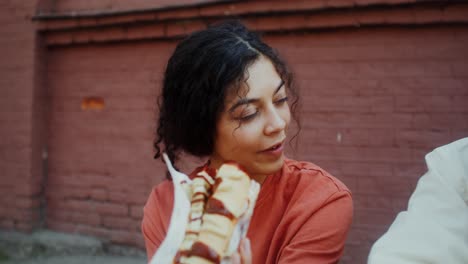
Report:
264,107,286,135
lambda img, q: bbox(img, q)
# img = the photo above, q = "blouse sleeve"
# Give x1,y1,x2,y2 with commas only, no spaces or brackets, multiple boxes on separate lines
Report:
141,183,173,261
278,190,353,263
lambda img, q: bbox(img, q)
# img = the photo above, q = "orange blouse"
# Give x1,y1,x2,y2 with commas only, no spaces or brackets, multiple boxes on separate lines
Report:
141,158,353,263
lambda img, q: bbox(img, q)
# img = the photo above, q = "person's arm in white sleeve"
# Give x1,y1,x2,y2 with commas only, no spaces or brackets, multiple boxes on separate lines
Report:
368,137,468,264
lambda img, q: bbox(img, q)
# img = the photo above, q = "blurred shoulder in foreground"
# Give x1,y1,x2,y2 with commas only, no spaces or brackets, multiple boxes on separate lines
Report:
368,137,468,264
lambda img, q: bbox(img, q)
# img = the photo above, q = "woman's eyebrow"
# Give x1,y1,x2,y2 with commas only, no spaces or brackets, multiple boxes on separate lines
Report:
228,79,285,113
228,98,258,113
273,80,285,95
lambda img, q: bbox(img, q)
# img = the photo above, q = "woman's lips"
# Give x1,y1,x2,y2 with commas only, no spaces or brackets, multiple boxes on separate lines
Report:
260,141,284,157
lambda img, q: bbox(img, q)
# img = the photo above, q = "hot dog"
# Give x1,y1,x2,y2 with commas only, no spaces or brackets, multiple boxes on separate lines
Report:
150,154,260,264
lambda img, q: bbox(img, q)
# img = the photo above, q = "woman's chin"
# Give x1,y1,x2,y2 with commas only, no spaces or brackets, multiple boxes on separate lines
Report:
249,155,285,177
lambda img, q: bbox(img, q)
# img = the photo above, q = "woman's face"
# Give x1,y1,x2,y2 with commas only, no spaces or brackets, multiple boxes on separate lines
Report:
210,56,291,183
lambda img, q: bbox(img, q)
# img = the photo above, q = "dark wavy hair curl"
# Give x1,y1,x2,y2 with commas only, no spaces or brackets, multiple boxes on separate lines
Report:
153,20,300,168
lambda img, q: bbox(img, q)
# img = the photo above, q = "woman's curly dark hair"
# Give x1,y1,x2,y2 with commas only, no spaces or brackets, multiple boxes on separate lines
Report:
153,20,300,169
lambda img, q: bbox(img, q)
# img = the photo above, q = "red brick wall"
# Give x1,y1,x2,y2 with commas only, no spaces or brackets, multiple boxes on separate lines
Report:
44,42,178,248
37,0,222,14
0,1,46,232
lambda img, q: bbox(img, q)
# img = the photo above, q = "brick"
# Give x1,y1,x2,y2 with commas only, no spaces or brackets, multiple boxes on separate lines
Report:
63,199,123,216
72,211,102,226
302,145,413,163
45,32,74,46
15,197,40,209
0,172,26,187
0,146,31,163
90,188,107,201
126,24,165,40
107,189,148,205
451,130,468,140
395,129,452,148
198,4,239,16
295,61,359,79
297,79,382,96
411,147,435,164
443,4,468,22
53,0,210,14
339,162,393,178
129,205,144,219
46,185,89,200
452,96,468,112
109,229,140,246
356,175,417,197
10,208,39,222
412,113,434,129
14,183,41,196
391,196,411,212
58,199,89,213
106,191,131,204
102,216,139,231
75,225,110,239
367,129,395,147
302,95,393,113
158,8,199,20
341,243,372,264
255,16,304,32
0,219,15,229
0,195,16,213
412,113,468,130
364,147,412,162
354,195,395,210
96,14,152,28
313,128,395,147
15,221,34,233
354,208,397,228
47,171,114,189
49,210,102,227
88,28,128,43
305,112,414,129
392,163,427,180
0,132,31,148
310,11,357,28
104,95,156,112
0,112,31,128
165,22,189,38
93,202,128,217
394,95,453,113
134,232,145,249
414,43,468,60
345,225,387,246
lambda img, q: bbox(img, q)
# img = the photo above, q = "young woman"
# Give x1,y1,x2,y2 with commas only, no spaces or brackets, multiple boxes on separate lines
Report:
142,20,353,264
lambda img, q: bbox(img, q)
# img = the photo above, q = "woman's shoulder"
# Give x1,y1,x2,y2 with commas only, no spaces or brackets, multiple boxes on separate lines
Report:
153,179,174,194
144,180,174,216
276,158,353,243
283,158,350,195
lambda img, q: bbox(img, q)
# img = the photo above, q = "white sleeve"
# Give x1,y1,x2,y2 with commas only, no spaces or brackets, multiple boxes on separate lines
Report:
368,137,468,264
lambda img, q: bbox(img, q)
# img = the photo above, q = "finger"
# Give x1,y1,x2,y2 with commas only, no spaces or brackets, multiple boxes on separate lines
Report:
239,238,252,264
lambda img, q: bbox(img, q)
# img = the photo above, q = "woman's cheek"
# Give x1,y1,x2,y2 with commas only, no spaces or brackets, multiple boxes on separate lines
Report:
237,123,263,149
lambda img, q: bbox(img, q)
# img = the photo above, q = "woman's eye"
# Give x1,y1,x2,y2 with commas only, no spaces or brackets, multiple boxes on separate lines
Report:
275,97,289,105
232,106,258,122
238,111,258,121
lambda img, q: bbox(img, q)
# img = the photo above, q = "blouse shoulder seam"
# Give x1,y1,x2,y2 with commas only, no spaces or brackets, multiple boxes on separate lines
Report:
286,160,350,194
